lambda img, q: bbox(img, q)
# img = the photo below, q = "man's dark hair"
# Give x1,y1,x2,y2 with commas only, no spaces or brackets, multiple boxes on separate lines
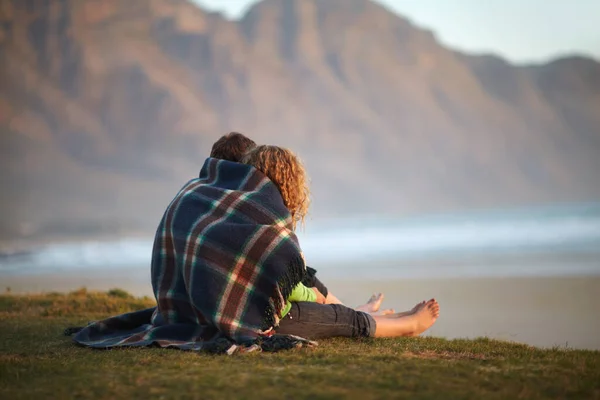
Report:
210,132,257,162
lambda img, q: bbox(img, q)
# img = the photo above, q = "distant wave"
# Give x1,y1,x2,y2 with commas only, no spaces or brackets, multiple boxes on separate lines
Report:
297,205,600,263
0,239,153,274
1,204,600,276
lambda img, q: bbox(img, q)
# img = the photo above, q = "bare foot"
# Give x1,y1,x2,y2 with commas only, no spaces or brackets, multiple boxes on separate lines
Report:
372,299,440,338
404,298,439,336
380,300,427,319
356,293,384,313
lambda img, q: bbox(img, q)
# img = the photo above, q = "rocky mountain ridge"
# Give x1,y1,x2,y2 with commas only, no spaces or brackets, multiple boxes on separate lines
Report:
0,0,598,242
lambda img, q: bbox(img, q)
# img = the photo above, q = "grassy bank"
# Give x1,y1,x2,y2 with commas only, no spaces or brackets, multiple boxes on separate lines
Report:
0,290,598,399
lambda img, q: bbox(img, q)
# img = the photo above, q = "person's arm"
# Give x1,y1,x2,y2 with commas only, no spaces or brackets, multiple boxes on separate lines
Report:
288,282,326,304
306,273,343,305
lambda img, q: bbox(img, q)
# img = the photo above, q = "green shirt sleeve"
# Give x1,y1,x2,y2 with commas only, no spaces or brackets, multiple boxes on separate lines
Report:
287,282,317,303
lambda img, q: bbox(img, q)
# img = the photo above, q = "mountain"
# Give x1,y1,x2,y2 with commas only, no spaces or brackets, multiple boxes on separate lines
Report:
1,0,599,244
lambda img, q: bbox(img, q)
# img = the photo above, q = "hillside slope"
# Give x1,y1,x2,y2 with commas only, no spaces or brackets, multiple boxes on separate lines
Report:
1,0,599,242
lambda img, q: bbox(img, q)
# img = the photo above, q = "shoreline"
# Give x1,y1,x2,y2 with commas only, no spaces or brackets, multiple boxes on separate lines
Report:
3,272,599,351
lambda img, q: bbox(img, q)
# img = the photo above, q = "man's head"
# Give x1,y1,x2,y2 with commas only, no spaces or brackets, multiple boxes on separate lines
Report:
210,132,257,162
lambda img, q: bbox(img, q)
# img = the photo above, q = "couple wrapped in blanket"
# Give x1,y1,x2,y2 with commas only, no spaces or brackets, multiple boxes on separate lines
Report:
69,133,440,354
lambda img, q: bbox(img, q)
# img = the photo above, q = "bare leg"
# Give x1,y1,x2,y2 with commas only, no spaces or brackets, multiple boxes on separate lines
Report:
372,299,439,337
370,308,397,316
325,292,344,305
310,276,392,314
379,300,427,318
327,292,395,315
326,292,422,318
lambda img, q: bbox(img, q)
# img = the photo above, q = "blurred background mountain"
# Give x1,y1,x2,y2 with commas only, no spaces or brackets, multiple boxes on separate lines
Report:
1,0,599,244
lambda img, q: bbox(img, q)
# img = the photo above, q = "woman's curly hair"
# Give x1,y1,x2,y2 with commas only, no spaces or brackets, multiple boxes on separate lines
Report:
241,145,310,229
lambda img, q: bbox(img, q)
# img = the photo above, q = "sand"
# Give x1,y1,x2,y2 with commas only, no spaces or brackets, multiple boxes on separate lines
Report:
2,270,599,350
330,276,600,350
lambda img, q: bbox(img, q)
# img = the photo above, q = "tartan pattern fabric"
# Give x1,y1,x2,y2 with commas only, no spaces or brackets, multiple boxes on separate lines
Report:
72,158,309,353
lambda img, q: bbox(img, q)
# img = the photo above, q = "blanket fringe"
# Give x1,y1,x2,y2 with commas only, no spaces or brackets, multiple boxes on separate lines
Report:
264,254,306,329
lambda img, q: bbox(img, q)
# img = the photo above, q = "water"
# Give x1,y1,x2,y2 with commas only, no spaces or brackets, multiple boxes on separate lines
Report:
2,203,600,278
298,203,600,263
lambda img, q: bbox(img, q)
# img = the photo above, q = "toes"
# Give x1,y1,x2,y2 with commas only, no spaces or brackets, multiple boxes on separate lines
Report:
427,299,439,307
427,302,440,313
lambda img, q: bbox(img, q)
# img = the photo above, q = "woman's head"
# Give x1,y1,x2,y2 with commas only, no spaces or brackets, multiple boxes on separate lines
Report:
241,145,310,228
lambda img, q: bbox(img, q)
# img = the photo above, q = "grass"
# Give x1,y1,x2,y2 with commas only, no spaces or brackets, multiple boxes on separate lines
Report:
0,290,599,400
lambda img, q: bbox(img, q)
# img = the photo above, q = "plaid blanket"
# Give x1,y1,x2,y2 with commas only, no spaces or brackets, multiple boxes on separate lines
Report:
71,158,316,354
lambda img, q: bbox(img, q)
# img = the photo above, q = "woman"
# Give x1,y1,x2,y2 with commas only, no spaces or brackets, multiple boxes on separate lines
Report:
241,145,440,340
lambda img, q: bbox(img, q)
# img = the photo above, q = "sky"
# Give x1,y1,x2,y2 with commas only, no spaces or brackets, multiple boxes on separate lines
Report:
192,0,600,63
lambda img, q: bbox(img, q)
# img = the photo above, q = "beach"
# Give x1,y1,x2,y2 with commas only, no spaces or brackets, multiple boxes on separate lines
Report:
4,269,599,350
3,205,600,350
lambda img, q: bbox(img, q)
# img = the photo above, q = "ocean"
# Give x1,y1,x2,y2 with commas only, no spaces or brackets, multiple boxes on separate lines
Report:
1,202,600,278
